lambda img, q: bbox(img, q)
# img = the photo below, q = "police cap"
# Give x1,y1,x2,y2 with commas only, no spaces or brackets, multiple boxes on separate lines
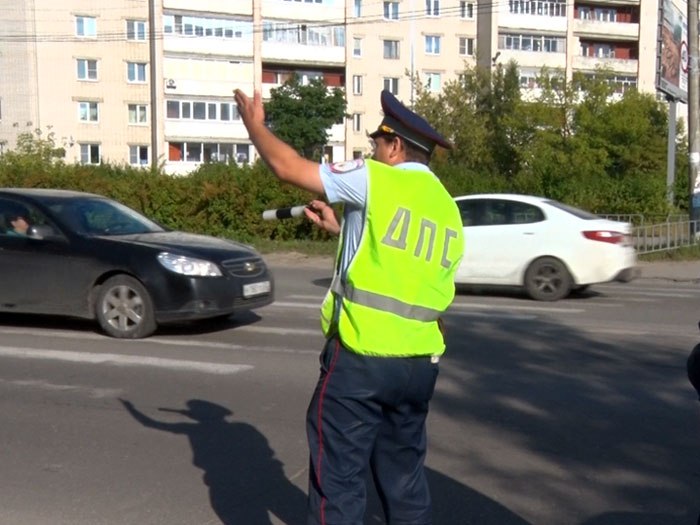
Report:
369,90,452,154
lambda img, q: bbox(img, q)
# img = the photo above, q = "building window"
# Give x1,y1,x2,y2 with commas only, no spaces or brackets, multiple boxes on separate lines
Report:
384,77,399,95
580,42,616,58
167,142,250,163
166,101,180,118
77,59,98,80
383,39,399,59
460,1,474,18
353,37,362,57
352,113,362,132
127,62,147,82
166,99,241,121
425,35,441,55
595,7,616,21
354,0,362,17
127,20,147,40
219,103,240,121
509,0,566,17
128,104,148,124
459,37,475,56
425,72,441,92
164,15,251,39
80,144,100,164
353,75,363,95
76,16,96,37
78,101,99,123
426,0,440,16
519,68,538,88
500,33,565,53
129,145,149,165
384,1,399,19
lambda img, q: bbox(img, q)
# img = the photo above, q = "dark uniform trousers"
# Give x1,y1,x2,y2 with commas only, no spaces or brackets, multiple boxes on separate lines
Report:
306,335,439,525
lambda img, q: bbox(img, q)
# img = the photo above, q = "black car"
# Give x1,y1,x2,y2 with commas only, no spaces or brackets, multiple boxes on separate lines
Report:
0,188,274,338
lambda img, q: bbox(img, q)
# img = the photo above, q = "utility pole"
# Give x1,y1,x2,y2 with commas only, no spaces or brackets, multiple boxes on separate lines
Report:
148,0,158,169
689,0,700,228
253,0,262,94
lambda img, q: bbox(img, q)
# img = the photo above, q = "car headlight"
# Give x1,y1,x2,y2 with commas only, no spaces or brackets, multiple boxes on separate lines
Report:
157,252,222,277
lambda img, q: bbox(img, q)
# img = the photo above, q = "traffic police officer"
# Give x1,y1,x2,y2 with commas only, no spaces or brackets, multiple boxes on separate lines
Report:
234,88,464,525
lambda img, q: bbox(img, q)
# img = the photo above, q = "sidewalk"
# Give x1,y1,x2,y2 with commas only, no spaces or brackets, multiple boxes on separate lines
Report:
638,260,700,282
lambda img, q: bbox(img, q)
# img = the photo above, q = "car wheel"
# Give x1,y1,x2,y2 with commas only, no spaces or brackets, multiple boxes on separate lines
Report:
524,257,572,301
95,275,157,339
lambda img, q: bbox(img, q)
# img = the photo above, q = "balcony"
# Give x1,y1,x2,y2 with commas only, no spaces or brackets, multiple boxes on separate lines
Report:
262,41,345,66
573,19,639,40
164,35,254,59
572,55,638,74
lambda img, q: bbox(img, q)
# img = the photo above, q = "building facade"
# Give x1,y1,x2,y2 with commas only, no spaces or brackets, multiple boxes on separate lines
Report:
0,0,681,170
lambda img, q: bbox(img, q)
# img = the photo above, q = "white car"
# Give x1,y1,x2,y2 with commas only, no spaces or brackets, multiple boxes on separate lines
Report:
454,194,638,301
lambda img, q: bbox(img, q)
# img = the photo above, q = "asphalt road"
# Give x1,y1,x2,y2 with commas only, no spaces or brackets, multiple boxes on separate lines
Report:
0,258,698,525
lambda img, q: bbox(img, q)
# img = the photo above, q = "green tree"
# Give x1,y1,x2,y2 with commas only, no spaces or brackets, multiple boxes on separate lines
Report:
264,75,347,160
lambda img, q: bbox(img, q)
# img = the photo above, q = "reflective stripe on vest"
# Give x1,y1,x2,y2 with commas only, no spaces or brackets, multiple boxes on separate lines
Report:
330,275,443,322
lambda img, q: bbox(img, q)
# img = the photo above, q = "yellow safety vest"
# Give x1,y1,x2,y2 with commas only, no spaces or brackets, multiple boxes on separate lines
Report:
320,159,464,357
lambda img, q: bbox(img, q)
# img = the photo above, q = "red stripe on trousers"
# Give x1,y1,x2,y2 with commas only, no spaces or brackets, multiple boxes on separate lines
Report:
315,338,341,525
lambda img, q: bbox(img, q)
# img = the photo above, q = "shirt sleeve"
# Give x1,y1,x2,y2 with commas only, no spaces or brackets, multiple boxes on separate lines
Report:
319,160,368,208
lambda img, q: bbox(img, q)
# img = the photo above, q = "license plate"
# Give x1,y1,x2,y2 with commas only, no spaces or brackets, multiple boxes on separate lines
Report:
243,281,271,298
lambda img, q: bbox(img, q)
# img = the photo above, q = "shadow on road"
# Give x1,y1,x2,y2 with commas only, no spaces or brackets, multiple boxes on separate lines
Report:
434,312,700,524
363,467,533,525
119,398,535,524
119,398,307,525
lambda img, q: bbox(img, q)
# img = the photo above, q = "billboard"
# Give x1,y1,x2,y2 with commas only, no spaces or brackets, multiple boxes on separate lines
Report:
657,0,688,102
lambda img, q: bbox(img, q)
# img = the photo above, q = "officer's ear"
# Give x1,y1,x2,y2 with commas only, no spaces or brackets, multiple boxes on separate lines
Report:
391,135,408,160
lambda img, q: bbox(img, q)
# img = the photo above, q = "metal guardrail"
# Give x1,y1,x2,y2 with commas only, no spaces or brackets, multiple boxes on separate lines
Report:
597,214,700,254
632,220,700,254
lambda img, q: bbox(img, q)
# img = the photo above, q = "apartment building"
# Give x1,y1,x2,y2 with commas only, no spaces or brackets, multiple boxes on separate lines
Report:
0,0,155,165
0,0,684,170
345,0,478,158
161,0,346,175
477,0,661,95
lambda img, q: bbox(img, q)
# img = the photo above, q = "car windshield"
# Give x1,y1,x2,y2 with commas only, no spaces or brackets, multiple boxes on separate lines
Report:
544,200,600,220
45,197,166,236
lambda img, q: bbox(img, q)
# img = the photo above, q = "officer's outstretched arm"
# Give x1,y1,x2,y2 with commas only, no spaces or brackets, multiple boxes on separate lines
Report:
234,89,324,196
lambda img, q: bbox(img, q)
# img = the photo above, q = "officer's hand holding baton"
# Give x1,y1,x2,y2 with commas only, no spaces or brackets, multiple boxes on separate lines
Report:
262,200,340,235
303,200,340,235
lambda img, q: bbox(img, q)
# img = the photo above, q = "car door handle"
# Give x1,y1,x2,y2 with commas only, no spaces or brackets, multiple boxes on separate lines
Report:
523,232,535,235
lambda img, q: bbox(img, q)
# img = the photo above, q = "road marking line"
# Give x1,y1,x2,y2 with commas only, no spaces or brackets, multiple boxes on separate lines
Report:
0,327,320,355
0,346,253,374
449,302,584,314
236,326,320,336
583,303,622,308
445,311,537,320
269,301,320,309
0,378,122,398
610,292,694,298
